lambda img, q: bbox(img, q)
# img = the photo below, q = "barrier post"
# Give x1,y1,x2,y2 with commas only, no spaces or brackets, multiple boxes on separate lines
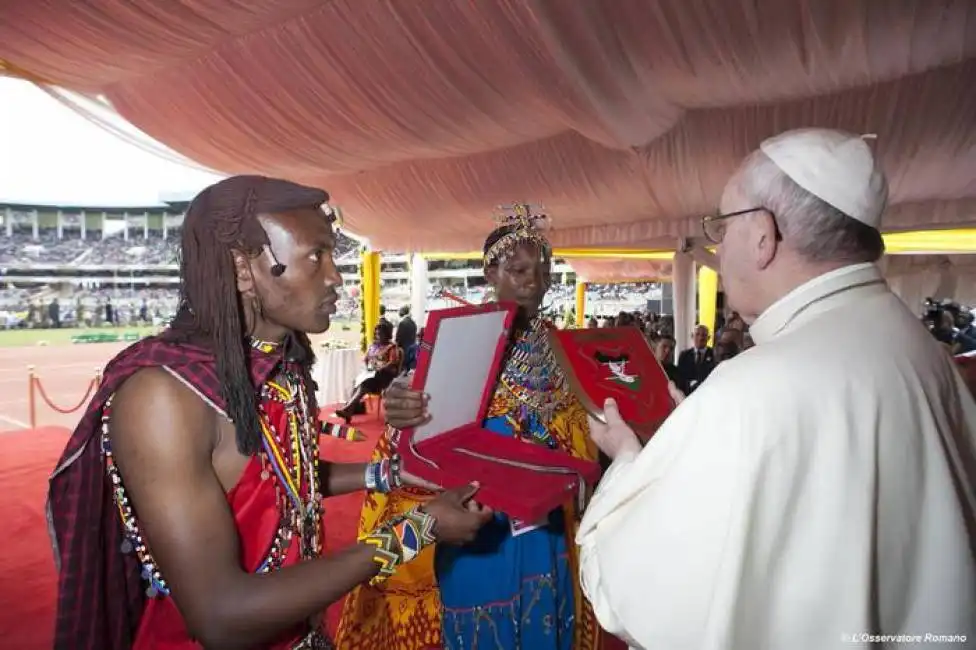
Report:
27,365,36,429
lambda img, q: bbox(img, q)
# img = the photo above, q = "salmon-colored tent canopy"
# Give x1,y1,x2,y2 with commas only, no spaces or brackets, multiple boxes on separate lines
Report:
2,0,975,258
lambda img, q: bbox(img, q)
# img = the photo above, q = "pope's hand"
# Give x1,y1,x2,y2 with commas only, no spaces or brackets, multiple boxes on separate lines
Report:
382,374,431,430
588,398,642,461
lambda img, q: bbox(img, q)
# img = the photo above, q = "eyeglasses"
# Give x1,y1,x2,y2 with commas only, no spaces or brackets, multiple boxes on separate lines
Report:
701,207,780,244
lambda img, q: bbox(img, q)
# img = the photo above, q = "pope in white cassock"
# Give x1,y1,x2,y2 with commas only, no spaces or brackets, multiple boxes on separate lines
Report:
577,128,976,650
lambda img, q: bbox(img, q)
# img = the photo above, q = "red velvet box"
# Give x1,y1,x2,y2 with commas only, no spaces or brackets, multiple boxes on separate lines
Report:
398,302,602,522
549,327,674,440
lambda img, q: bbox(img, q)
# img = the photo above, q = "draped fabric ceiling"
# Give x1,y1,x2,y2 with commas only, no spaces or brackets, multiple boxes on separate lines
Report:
569,259,673,284
2,0,976,283
883,254,976,308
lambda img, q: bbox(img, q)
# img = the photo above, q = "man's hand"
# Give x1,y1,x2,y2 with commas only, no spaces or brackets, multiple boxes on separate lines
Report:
383,375,430,430
422,482,493,544
588,398,642,462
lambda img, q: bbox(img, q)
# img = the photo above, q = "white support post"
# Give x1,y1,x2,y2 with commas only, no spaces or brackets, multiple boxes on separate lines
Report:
409,252,428,327
671,250,695,355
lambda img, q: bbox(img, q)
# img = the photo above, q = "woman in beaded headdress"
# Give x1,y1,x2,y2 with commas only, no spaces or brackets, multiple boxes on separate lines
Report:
336,205,603,650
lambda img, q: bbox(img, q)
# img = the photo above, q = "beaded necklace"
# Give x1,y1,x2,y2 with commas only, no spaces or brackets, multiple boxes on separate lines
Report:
257,369,323,566
495,317,570,442
103,338,322,597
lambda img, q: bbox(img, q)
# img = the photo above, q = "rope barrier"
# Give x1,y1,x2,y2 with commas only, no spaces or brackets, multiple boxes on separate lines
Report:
27,365,102,428
436,288,475,307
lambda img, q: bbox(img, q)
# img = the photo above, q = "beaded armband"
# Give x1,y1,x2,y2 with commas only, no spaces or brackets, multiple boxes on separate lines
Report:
320,421,365,442
363,453,403,494
359,506,436,585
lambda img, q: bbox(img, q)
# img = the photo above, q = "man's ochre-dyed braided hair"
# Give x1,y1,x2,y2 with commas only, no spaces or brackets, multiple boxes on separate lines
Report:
169,175,332,454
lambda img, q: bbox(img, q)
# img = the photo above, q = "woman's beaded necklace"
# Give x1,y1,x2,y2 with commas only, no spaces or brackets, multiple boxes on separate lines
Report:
495,317,571,442
103,337,323,597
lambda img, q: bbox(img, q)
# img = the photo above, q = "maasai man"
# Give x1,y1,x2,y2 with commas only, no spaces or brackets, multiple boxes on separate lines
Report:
336,205,603,650
578,129,976,649
47,176,492,650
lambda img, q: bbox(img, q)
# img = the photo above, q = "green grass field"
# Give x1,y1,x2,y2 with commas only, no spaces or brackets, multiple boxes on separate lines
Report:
0,326,160,348
0,320,364,349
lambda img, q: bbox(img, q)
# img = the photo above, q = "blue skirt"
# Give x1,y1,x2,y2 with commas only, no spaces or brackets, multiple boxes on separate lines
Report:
435,506,575,650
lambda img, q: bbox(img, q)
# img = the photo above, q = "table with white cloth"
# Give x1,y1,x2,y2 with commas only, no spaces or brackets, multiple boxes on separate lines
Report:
313,347,364,407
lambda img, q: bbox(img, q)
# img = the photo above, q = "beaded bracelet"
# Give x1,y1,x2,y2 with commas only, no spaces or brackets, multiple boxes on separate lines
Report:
363,453,404,494
319,421,365,442
359,506,437,585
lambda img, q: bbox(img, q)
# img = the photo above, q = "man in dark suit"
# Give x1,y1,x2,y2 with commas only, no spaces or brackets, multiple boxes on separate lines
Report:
394,305,418,353
676,324,715,394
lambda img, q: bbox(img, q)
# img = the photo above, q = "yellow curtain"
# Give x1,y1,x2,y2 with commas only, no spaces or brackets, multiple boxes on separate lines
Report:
575,281,587,327
697,265,718,342
360,250,381,352
883,228,976,253
419,229,976,262
422,248,675,261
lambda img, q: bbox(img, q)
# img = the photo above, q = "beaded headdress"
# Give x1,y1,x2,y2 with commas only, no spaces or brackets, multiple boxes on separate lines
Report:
483,203,552,266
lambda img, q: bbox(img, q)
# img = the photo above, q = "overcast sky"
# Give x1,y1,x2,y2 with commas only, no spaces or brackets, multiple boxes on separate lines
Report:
0,78,223,207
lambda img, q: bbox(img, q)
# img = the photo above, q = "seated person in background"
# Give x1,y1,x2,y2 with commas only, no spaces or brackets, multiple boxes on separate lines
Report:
715,340,741,363
718,326,744,350
614,311,636,327
724,310,746,331
336,320,400,422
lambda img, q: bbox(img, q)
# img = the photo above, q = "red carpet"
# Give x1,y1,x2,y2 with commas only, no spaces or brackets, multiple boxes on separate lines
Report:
0,410,624,649
0,426,70,650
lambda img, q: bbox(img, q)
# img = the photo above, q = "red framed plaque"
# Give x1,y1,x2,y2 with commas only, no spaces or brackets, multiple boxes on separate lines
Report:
549,327,674,440
398,302,601,522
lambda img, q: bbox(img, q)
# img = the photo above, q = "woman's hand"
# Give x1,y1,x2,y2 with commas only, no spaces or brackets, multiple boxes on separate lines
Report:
383,375,430,430
400,468,441,491
668,381,686,406
422,482,493,544
588,398,642,462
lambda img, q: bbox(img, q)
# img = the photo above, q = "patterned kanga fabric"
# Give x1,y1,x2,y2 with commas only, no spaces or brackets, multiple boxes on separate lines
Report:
47,333,283,650
334,383,601,650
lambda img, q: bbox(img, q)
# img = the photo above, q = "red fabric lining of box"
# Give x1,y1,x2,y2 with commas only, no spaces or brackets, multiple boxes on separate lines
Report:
402,303,601,521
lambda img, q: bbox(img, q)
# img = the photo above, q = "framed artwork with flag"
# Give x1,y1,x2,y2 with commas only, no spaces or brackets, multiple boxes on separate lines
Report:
397,302,602,522
549,327,674,440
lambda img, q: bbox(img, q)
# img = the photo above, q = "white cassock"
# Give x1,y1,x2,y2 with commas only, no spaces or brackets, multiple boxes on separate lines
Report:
578,263,976,649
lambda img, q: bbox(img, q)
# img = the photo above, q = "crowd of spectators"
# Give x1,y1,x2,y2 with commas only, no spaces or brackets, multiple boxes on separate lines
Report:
1,227,361,267
0,232,90,265
1,225,671,331
0,286,180,330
